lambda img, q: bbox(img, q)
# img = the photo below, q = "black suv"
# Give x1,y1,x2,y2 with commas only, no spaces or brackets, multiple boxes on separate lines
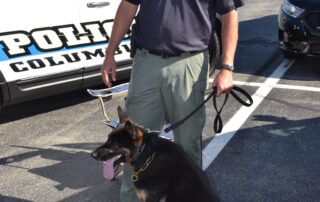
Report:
278,0,320,57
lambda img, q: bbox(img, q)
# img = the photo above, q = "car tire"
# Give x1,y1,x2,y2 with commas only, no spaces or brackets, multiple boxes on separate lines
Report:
209,30,221,75
279,29,298,59
283,50,296,58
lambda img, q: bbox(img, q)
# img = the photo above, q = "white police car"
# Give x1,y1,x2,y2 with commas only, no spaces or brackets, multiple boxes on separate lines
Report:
0,0,221,111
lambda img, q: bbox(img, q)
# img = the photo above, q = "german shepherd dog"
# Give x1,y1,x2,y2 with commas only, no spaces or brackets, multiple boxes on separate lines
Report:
91,107,220,202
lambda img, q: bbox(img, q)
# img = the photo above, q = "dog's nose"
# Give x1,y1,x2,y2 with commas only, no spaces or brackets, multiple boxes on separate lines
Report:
91,150,98,160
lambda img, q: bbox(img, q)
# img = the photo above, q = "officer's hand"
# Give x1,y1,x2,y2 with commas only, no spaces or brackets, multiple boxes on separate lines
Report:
101,54,116,88
212,68,233,97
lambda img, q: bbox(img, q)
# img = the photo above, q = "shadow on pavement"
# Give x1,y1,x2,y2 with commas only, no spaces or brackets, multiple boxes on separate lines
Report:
205,115,320,202
0,143,121,202
282,56,320,81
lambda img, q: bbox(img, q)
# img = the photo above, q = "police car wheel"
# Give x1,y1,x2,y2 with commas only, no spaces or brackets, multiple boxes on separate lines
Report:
283,50,296,58
209,31,221,76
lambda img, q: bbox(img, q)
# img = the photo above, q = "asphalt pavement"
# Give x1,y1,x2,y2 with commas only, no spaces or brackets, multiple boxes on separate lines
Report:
1,0,320,201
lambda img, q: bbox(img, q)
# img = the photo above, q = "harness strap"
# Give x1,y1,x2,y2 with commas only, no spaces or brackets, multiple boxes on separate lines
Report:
164,86,253,134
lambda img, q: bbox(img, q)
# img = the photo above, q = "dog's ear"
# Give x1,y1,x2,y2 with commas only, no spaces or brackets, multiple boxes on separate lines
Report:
124,121,143,145
117,106,131,123
124,121,135,135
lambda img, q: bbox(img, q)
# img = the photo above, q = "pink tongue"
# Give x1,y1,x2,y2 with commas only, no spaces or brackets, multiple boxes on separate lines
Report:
103,157,116,180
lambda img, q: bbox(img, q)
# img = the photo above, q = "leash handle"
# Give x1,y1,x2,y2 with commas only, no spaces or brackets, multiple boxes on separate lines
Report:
213,86,253,133
229,86,253,107
213,89,228,133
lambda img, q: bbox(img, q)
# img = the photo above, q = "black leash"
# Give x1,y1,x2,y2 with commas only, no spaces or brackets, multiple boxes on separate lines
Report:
164,86,253,134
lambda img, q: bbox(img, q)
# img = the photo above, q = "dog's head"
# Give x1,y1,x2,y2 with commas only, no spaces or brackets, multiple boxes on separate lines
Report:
91,106,144,164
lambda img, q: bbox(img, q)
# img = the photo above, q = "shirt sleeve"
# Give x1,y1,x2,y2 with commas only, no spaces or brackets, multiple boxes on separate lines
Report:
216,0,244,15
126,0,140,5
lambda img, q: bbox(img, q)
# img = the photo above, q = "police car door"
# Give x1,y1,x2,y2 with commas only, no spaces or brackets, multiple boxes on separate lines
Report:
76,0,132,87
0,0,84,105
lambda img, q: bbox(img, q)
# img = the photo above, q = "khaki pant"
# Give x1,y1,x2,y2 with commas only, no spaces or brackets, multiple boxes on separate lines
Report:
120,49,209,202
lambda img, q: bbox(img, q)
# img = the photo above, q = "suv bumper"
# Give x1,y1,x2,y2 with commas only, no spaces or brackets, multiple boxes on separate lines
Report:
279,10,320,56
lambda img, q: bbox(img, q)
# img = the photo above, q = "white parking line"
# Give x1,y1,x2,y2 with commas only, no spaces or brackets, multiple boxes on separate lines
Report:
209,80,320,92
232,81,320,92
202,59,295,170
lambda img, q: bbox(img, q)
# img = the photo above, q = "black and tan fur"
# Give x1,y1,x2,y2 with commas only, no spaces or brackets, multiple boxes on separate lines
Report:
91,106,220,202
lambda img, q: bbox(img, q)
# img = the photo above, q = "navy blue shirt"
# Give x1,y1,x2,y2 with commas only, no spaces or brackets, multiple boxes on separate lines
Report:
127,0,244,55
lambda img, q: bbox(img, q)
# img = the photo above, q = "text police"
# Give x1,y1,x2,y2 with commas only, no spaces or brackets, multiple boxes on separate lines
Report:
0,20,132,72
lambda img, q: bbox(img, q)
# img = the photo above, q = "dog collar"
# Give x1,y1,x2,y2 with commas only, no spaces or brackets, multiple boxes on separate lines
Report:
131,152,156,182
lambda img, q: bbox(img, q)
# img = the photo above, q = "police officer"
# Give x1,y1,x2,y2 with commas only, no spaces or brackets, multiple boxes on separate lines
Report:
101,0,244,201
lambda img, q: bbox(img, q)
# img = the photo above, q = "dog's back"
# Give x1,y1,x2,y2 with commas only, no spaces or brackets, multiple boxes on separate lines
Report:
133,132,220,202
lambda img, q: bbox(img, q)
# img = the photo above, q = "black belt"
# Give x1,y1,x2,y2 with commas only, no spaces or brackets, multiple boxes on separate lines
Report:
164,86,254,134
136,46,204,58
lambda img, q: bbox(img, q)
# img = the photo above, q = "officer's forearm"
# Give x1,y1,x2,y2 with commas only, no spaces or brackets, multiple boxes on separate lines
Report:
106,0,138,57
221,9,239,66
